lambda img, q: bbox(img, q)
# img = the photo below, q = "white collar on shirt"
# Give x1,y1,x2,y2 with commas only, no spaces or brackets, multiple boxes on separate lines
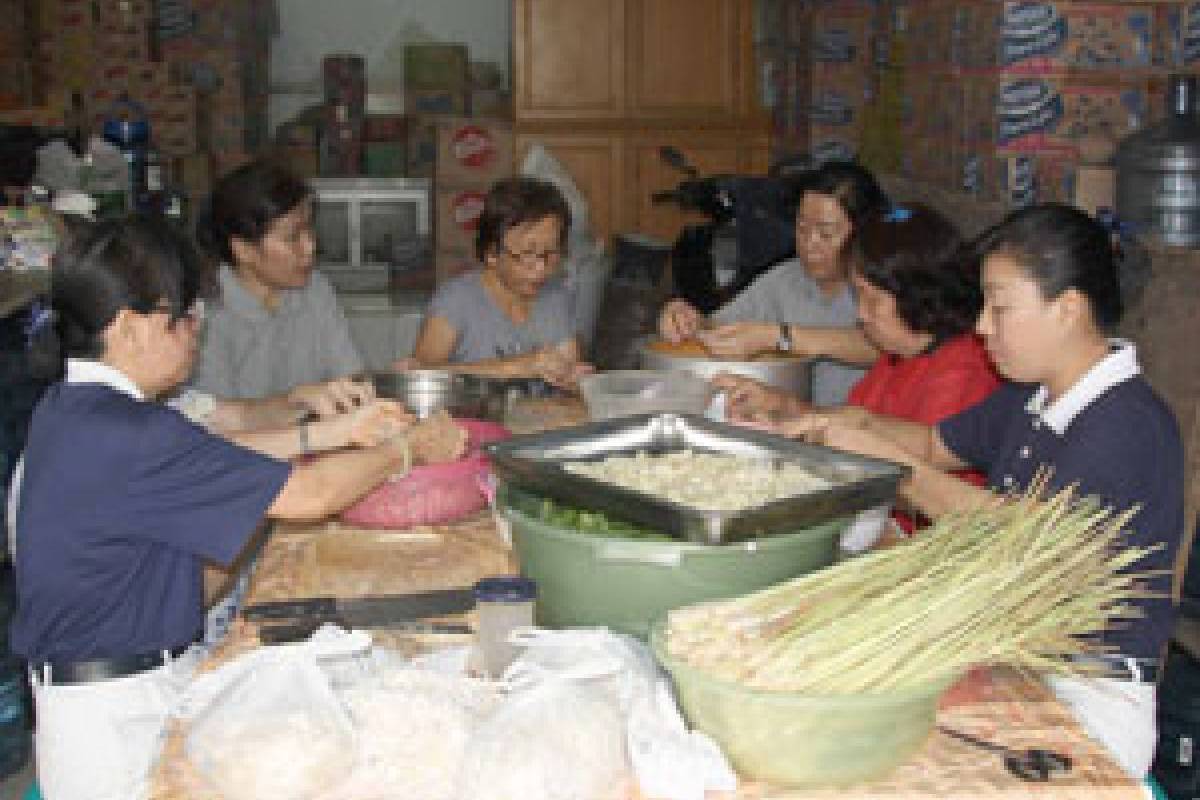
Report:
1025,339,1140,435
65,358,145,400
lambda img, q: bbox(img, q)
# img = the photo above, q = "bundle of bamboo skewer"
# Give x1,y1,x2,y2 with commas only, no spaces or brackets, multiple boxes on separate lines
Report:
665,480,1162,694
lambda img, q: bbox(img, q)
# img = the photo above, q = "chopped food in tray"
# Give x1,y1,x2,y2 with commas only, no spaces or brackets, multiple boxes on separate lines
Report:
563,450,831,512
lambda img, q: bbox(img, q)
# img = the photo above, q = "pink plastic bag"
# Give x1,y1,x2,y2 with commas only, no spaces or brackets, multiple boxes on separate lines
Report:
340,419,510,529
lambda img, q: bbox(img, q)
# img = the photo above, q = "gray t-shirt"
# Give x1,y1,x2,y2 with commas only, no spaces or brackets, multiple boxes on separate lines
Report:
190,265,365,399
712,257,864,407
427,270,575,363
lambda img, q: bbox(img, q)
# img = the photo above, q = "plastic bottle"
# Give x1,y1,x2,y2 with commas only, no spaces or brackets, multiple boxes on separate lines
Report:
472,576,537,678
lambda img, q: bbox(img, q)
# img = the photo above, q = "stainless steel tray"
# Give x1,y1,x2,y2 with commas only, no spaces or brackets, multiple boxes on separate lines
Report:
484,413,909,544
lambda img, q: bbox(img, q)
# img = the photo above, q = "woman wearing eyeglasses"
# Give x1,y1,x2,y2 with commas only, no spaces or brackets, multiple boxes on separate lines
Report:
408,177,592,389
657,161,887,406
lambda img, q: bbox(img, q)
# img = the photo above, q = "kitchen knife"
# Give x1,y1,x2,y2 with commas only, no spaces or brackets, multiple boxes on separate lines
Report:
258,618,473,645
242,587,476,623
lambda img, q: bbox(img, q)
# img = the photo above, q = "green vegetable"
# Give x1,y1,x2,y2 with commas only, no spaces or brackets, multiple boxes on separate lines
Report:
517,491,673,540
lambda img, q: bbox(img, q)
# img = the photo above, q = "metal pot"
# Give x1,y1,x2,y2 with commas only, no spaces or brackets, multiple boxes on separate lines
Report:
371,370,521,421
637,338,811,400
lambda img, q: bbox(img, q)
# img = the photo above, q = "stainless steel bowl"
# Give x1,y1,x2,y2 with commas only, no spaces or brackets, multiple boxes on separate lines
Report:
369,370,499,420
637,338,811,399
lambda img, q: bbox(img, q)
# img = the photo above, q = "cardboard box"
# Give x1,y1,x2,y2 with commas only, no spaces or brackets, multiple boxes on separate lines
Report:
468,89,512,119
435,187,488,251
364,113,408,143
1155,2,1200,67
808,123,859,164
996,3,1155,71
435,247,477,283
468,60,505,90
991,72,1152,154
434,117,513,187
811,1,875,65
406,117,438,177
404,43,469,90
404,88,469,117
0,59,35,111
810,62,870,127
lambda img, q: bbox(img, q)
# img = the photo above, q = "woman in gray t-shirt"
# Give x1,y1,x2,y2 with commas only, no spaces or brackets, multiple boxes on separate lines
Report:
657,161,887,406
411,177,591,388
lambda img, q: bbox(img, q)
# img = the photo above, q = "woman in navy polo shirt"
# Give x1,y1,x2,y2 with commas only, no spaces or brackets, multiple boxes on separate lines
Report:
10,218,417,800
780,204,1184,778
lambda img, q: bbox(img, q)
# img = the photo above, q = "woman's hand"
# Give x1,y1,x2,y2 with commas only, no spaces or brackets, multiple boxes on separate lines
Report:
658,299,705,342
314,399,414,451
288,378,376,418
529,342,594,390
712,372,809,421
696,321,780,359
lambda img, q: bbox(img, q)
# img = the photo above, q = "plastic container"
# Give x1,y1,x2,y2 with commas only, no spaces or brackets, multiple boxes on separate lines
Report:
649,620,955,787
473,576,536,678
340,419,509,528
579,370,716,421
503,491,846,638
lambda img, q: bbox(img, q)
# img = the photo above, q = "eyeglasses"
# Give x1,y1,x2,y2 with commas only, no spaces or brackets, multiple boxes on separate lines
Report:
795,220,846,243
501,247,563,268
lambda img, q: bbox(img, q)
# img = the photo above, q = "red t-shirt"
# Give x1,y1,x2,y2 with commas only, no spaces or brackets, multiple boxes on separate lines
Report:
847,333,1000,532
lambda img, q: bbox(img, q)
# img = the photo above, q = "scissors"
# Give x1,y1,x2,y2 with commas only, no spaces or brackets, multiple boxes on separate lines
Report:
938,725,1073,782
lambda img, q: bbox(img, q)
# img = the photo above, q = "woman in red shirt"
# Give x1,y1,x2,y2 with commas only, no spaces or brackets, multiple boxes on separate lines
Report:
718,203,999,532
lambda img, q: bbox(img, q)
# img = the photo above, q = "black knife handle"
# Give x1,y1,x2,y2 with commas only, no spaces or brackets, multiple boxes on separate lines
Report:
258,620,327,644
258,619,474,645
242,597,338,621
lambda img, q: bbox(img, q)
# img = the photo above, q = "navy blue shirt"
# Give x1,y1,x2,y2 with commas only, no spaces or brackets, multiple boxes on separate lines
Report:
939,378,1184,661
11,383,291,663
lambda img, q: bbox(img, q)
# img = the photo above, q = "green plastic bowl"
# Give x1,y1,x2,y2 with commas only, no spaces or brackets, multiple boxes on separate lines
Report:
650,619,955,787
504,497,846,638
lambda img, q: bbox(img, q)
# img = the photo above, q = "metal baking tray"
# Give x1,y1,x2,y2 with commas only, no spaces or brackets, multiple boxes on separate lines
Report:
484,413,909,544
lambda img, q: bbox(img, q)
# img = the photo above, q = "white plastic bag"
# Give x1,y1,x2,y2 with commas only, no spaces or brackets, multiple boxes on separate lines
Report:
482,628,737,800
184,652,356,800
458,677,630,800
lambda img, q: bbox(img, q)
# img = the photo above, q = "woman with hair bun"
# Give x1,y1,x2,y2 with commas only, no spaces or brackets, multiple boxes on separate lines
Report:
9,216,418,799
777,203,1183,779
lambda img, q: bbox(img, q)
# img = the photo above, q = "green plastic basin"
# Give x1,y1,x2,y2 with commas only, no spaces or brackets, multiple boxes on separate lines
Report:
504,499,846,638
650,619,955,787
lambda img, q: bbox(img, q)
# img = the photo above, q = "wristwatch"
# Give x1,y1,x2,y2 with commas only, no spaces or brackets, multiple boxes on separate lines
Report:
776,323,794,353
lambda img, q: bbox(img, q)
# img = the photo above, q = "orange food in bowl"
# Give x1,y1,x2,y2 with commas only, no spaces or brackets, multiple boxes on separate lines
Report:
646,338,797,362
647,339,712,357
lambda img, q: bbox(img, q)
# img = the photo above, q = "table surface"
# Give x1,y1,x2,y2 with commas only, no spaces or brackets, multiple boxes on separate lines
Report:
149,397,1146,800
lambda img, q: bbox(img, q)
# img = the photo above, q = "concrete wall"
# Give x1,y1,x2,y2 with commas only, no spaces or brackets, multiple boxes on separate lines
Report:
268,0,510,129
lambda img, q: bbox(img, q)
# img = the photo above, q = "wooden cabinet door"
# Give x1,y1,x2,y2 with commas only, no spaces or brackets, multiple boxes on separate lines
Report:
515,132,625,244
625,0,754,121
513,0,625,121
626,132,769,242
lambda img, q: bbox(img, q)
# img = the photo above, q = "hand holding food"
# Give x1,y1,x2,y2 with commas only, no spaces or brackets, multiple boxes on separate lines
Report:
696,321,779,359
405,410,469,465
529,342,593,390
657,298,705,343
712,372,809,421
288,378,376,418
338,399,414,448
